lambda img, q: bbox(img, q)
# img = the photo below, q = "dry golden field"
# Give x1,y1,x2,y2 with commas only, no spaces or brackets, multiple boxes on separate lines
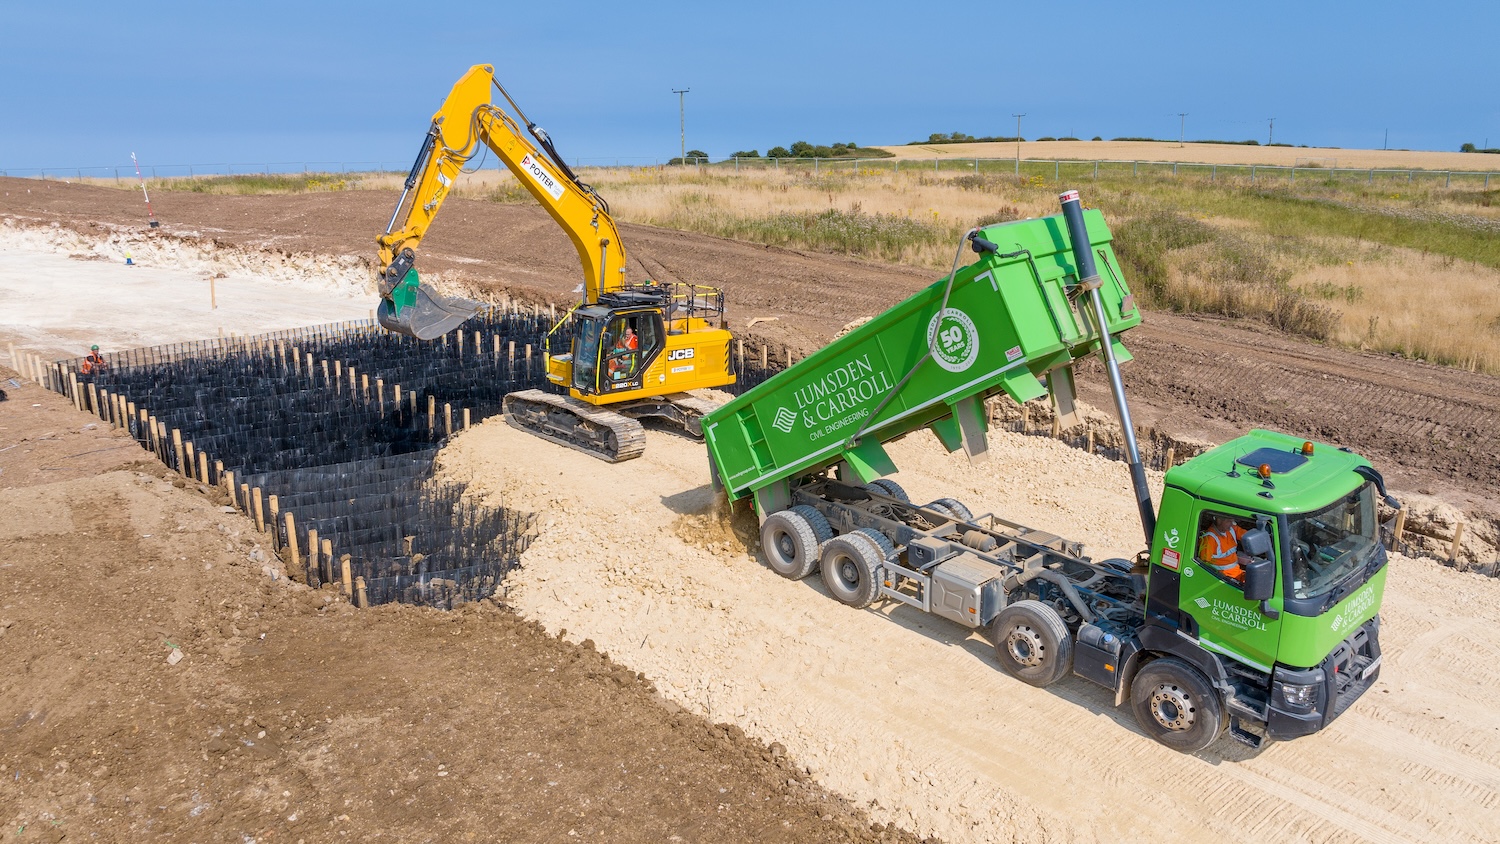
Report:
875,140,1500,171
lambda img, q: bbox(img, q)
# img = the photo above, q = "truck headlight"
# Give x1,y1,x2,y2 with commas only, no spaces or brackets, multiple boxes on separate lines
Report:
1278,681,1317,709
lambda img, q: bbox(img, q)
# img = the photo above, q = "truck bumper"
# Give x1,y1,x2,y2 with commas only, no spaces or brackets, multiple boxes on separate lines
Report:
1267,616,1381,741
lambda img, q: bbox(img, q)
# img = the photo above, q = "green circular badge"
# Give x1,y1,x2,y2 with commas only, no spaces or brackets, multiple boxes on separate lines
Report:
927,307,979,373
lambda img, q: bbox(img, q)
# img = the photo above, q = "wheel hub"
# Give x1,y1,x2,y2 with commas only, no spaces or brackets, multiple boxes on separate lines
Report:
838,559,859,586
775,532,795,559
1005,624,1046,667
1149,683,1196,731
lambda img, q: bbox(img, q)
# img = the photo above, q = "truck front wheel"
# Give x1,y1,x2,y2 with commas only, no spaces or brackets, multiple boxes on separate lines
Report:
991,600,1072,687
1130,658,1225,753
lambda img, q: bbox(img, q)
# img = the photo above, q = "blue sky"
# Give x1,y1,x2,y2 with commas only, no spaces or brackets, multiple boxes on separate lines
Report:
2,0,1494,172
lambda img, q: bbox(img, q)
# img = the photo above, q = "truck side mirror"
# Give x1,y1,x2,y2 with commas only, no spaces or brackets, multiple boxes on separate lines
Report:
1242,557,1274,602
1239,527,1272,558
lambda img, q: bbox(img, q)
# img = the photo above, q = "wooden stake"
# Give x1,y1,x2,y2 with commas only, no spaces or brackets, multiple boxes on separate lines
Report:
463,407,471,430
428,395,436,433
393,384,401,411
1392,507,1407,548
172,429,186,476
340,555,353,600
307,529,319,585
224,470,236,507
1164,447,1176,470
508,341,515,366
1086,429,1095,454
361,373,369,402
184,441,196,477
252,487,266,532
444,403,452,438
267,495,280,547
210,276,217,310
284,511,300,575
214,460,224,485
493,335,500,360
1451,522,1465,563
240,483,251,514
1021,405,1029,432
355,576,368,609
760,344,768,370
321,539,333,584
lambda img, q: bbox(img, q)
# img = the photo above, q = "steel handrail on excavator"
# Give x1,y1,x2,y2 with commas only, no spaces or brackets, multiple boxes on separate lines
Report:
375,64,628,339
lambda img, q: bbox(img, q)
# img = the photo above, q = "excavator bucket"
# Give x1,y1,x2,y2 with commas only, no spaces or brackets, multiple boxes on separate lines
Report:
376,268,482,340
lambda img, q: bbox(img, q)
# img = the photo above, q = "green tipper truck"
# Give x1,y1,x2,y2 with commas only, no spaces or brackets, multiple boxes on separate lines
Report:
702,191,1396,752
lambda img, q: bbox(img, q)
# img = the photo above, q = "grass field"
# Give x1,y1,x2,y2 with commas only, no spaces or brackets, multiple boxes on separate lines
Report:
133,161,1500,376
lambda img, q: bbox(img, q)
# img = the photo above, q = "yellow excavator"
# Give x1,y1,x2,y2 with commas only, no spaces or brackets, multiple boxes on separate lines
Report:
376,64,735,461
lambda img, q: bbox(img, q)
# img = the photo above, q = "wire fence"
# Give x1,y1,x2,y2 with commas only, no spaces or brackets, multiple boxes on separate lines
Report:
5,157,1497,188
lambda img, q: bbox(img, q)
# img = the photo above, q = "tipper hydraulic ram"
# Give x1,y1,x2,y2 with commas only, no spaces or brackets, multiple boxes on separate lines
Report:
703,191,1398,752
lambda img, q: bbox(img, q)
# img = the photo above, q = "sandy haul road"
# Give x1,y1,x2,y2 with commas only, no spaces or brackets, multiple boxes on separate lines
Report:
441,420,1500,844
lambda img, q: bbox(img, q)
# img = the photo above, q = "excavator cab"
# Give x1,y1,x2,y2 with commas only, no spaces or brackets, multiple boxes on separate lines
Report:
570,308,664,395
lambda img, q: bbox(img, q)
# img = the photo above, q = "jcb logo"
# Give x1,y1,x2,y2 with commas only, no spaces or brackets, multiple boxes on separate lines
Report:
668,348,695,361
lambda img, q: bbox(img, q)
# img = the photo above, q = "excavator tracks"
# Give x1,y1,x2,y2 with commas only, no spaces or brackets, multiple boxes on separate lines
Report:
502,389,647,463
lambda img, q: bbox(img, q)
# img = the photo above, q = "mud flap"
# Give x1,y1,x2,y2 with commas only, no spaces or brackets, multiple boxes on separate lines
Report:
377,269,482,340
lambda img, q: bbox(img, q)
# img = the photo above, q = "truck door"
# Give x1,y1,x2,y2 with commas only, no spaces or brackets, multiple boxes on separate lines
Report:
1178,505,1283,673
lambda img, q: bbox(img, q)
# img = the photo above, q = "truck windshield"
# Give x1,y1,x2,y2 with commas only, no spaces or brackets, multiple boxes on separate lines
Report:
1286,483,1377,600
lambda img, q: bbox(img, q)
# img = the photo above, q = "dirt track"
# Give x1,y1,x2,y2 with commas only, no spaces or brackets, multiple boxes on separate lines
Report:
4,178,1497,517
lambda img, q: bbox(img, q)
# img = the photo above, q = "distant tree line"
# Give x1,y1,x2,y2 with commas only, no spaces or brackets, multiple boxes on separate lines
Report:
737,141,891,159
1461,143,1500,154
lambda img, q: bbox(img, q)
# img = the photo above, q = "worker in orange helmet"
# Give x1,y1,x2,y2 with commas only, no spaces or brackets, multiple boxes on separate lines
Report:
79,344,109,377
1199,514,1247,583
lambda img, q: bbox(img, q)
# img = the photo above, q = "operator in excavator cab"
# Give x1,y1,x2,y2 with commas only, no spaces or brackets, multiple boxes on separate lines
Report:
607,324,638,381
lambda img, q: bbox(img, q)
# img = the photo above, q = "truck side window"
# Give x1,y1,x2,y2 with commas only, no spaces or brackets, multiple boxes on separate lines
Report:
1195,510,1253,586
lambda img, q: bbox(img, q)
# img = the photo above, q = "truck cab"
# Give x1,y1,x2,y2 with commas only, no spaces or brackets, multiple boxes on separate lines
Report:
1137,429,1387,748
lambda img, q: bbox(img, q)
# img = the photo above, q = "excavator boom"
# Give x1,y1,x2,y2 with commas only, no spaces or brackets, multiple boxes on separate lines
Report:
376,64,627,338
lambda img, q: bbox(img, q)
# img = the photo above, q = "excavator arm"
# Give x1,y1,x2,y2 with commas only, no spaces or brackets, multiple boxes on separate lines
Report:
376,64,628,339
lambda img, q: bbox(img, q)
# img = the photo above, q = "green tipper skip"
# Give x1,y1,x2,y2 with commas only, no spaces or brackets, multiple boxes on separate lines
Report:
703,190,1396,752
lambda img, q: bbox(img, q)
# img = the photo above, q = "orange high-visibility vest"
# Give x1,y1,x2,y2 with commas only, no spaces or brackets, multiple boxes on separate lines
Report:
1198,525,1245,580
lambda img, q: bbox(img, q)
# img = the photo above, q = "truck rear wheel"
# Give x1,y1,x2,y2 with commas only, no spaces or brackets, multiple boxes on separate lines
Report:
929,497,973,522
866,479,909,503
1129,658,1225,753
761,510,822,580
820,534,883,608
991,600,1072,687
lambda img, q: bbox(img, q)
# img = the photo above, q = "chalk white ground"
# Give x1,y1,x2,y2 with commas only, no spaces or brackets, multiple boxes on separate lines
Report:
0,222,373,365
441,421,1500,844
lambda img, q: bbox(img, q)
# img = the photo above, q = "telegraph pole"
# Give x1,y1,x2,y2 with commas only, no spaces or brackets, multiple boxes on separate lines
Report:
1178,113,1188,147
1268,117,1276,146
672,88,690,164
1012,113,1026,175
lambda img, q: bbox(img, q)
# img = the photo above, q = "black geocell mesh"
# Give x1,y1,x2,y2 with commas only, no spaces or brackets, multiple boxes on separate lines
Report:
78,309,781,609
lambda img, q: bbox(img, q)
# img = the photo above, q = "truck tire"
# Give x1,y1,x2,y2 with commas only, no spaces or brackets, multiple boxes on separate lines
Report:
820,534,883,608
761,510,822,580
866,479,909,503
789,505,834,545
1129,657,1225,753
929,497,973,522
851,527,896,561
991,600,1073,687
